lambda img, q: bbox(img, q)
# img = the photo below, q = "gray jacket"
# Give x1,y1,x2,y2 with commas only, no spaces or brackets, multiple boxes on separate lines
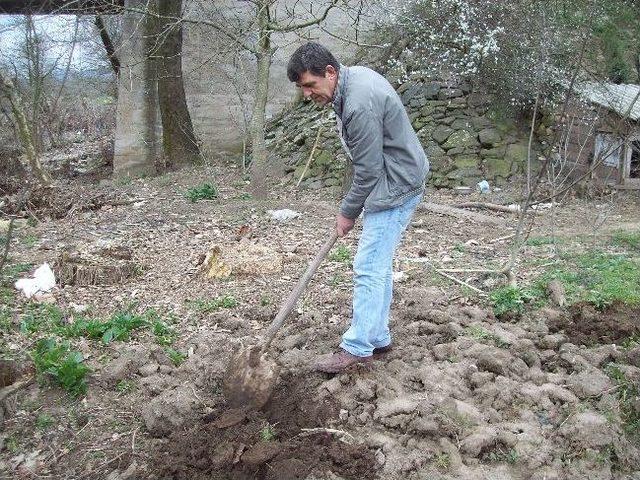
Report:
333,65,429,219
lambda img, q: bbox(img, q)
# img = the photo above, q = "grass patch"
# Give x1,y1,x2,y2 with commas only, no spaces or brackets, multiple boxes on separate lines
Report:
605,364,640,438
492,250,640,314
329,245,352,264
36,413,55,430
526,236,558,246
185,183,218,202
465,325,510,348
612,230,640,251
188,295,239,314
31,338,89,397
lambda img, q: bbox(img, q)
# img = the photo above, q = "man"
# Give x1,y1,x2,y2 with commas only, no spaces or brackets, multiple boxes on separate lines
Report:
287,42,429,373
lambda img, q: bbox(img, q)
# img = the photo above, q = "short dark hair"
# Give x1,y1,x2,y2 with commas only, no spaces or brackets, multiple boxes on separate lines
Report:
287,42,340,83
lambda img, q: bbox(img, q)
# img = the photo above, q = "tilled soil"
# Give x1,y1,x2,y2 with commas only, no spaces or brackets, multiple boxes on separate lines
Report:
149,373,378,480
1,165,640,479
549,302,640,346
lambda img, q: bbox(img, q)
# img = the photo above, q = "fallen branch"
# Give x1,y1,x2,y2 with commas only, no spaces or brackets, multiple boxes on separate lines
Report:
434,269,487,296
454,202,521,213
418,202,505,226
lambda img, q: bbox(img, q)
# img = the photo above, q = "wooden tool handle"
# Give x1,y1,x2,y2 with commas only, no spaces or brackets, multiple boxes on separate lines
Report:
261,231,339,350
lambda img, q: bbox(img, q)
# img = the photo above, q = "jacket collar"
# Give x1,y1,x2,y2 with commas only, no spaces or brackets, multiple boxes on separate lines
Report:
332,64,348,118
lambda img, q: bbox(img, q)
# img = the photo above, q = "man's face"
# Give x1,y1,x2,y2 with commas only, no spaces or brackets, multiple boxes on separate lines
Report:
296,65,338,106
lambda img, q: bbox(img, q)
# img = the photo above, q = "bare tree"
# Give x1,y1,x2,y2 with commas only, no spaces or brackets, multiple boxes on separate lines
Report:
154,0,201,167
0,69,51,186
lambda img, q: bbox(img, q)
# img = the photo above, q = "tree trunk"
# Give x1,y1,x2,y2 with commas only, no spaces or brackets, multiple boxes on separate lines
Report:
0,71,51,186
249,3,272,199
155,0,201,168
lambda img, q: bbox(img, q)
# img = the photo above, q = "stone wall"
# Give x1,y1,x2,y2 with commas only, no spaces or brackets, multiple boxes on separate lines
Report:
267,75,539,189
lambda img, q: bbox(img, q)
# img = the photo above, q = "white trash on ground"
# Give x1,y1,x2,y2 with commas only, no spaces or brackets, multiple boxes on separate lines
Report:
267,209,300,222
14,263,56,298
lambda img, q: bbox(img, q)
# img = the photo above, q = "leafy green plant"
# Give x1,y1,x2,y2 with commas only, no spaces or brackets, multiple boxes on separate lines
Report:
189,295,239,313
165,348,187,366
329,245,352,264
490,286,534,317
152,320,177,346
20,304,64,334
31,338,89,396
185,183,218,202
58,311,148,344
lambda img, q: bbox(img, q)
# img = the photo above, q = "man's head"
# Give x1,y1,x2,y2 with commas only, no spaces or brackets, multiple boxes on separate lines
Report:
287,42,340,106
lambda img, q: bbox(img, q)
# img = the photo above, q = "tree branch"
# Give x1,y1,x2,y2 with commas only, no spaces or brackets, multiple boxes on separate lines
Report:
269,0,338,33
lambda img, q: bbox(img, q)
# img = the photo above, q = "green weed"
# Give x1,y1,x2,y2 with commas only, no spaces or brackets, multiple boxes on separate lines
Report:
188,295,239,313
465,325,510,348
260,423,277,441
36,413,55,430
490,286,534,317
58,311,148,344
115,379,136,394
31,338,89,397
152,319,177,346
185,183,218,202
165,348,187,366
433,452,451,471
612,230,640,251
20,304,64,334
605,363,640,437
260,295,271,306
329,245,352,264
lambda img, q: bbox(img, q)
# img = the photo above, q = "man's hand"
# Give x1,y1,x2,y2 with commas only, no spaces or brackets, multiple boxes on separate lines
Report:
336,213,355,237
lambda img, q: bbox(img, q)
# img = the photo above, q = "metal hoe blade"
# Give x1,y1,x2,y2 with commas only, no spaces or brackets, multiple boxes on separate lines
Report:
223,343,280,410
222,232,338,409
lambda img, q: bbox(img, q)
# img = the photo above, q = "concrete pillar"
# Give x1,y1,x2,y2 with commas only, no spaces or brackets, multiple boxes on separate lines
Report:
113,0,161,177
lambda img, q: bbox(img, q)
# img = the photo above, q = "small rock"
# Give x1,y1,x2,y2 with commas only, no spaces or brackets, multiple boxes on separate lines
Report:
559,411,615,449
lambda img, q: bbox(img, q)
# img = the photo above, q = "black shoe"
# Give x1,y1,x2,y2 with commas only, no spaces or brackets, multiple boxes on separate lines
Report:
372,344,392,356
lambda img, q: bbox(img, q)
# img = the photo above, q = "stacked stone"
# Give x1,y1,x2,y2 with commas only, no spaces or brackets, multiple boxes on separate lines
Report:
266,76,536,189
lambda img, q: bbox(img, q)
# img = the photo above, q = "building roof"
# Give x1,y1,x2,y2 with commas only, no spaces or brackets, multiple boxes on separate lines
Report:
577,82,640,121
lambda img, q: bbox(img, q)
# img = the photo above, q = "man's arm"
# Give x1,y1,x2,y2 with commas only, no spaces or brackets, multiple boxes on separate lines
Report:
339,107,384,220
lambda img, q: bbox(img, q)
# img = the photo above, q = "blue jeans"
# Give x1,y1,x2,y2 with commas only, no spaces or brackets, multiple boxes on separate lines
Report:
340,193,422,357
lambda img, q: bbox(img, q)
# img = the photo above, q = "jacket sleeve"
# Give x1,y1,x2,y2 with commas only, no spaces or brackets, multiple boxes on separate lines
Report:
340,106,384,219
